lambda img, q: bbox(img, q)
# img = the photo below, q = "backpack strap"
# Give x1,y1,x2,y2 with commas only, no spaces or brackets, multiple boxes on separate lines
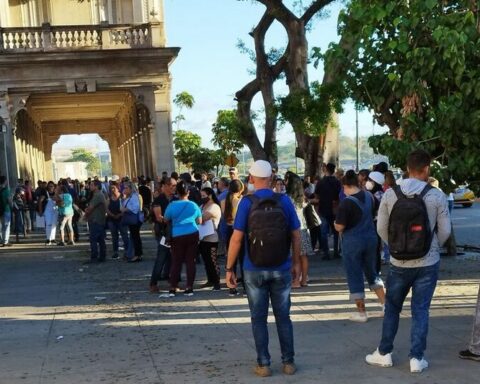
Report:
419,184,433,199
393,185,405,200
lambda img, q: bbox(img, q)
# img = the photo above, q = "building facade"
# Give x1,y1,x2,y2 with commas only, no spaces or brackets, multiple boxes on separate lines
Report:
0,0,178,185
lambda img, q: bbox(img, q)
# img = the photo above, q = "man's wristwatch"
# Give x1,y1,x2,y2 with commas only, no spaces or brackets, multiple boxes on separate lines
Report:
225,267,233,272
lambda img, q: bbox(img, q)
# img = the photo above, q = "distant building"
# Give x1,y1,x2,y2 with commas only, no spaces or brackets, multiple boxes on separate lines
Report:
53,161,88,181
0,0,178,186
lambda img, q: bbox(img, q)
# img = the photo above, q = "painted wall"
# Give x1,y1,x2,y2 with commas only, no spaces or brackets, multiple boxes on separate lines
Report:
50,0,92,26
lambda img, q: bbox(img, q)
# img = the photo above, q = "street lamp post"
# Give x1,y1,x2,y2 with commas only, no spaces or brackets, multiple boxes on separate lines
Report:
1,121,10,186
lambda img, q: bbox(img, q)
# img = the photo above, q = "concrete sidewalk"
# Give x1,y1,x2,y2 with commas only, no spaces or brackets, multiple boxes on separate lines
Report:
0,235,479,384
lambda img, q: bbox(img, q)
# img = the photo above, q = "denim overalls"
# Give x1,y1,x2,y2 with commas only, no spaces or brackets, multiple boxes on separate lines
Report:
342,193,383,300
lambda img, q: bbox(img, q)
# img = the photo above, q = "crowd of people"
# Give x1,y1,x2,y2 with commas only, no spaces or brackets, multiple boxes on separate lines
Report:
0,149,479,376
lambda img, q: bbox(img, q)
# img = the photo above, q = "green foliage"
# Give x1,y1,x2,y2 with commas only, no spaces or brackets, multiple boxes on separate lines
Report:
324,0,480,191
173,91,195,110
173,91,195,129
277,81,344,136
173,129,227,174
173,130,201,165
211,110,244,154
190,148,226,174
65,148,100,176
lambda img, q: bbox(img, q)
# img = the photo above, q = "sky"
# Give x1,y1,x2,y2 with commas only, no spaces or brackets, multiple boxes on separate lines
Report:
55,0,385,153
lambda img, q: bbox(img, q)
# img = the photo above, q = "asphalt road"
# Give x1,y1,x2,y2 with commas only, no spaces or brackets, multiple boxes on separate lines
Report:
452,202,480,248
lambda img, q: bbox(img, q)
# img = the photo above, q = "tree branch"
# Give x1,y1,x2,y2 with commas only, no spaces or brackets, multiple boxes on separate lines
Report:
256,0,298,27
301,0,336,24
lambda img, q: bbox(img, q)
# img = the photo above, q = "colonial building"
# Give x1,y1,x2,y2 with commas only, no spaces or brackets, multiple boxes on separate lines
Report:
0,0,179,185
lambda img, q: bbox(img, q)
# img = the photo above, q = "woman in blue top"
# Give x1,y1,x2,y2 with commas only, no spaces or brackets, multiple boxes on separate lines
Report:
164,180,202,297
55,185,75,246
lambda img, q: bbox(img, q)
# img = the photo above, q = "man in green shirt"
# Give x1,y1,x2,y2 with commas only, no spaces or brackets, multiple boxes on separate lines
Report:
0,175,12,247
84,180,107,263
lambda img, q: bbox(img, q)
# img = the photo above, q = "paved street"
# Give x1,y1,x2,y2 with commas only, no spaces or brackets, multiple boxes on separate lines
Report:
1,218,480,384
452,203,480,249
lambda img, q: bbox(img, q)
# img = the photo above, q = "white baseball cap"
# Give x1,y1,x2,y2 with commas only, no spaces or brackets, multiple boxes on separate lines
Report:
369,171,385,185
249,160,272,178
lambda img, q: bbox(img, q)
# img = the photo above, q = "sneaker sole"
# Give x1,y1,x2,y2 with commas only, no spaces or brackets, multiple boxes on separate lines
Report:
365,358,393,368
411,368,427,373
459,354,480,362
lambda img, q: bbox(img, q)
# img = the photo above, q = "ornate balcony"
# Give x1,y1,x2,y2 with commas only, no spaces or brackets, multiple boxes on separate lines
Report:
0,22,165,53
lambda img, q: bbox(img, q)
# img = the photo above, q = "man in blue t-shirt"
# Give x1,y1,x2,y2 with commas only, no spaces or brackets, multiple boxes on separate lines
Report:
225,160,301,377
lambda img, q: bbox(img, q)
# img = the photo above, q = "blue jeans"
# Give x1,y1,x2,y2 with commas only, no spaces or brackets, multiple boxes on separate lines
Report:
107,220,129,256
244,269,294,366
89,222,106,260
342,234,383,300
150,239,172,284
0,211,11,245
320,214,338,256
379,262,439,359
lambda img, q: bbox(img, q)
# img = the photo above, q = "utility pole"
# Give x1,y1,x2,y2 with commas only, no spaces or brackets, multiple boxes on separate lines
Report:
355,107,359,171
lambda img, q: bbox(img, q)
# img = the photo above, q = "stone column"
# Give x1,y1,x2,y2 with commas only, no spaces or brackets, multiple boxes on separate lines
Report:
107,0,114,24
98,0,108,23
0,0,10,27
109,136,122,177
150,85,174,174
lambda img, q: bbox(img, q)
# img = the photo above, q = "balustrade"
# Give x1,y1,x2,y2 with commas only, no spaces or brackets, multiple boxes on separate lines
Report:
0,23,157,53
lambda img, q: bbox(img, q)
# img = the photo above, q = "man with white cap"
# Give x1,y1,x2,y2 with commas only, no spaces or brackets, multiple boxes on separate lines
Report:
226,160,301,377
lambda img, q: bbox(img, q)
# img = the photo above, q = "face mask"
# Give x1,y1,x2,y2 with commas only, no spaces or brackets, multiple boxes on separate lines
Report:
201,197,209,205
365,181,375,191
247,183,255,193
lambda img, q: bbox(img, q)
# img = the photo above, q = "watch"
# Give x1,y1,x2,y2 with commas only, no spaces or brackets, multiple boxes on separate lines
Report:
225,267,233,272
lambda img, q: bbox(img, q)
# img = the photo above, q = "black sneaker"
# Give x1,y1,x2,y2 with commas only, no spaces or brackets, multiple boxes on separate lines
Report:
229,288,239,297
459,349,480,361
57,241,65,246
168,289,176,297
184,289,194,296
212,284,221,291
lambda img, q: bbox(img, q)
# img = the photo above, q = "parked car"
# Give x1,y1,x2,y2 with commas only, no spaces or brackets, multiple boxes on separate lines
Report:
453,186,475,207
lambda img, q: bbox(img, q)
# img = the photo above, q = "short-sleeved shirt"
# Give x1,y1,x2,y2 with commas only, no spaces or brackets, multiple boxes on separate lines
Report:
164,200,202,238
58,193,74,216
335,190,378,230
233,189,301,272
201,203,222,242
88,191,107,225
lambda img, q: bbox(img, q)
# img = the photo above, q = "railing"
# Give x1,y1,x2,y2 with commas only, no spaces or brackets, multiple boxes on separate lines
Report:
0,22,163,53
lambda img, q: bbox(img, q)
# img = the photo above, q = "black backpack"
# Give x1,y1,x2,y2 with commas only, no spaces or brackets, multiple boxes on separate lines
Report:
246,194,291,267
388,184,433,260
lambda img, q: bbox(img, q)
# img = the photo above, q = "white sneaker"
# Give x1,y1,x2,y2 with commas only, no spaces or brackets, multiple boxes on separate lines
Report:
365,348,393,367
350,311,368,323
410,357,428,373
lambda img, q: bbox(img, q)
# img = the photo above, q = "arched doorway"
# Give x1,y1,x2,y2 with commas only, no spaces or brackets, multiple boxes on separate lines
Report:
52,134,111,181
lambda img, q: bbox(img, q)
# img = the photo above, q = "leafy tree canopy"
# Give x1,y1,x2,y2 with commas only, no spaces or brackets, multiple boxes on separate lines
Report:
173,130,201,166
323,0,480,191
65,148,100,176
211,110,245,154
173,91,195,130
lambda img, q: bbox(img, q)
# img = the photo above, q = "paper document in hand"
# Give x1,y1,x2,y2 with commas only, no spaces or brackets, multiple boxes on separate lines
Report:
199,219,215,240
159,236,171,248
